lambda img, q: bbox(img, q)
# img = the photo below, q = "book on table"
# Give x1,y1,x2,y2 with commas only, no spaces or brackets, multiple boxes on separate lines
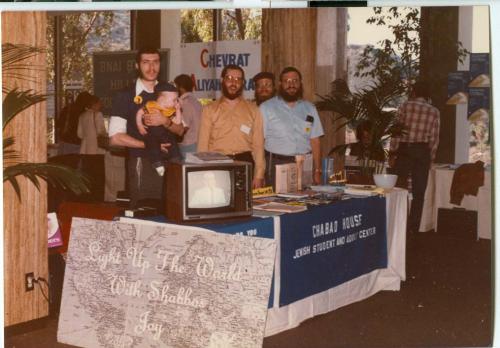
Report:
253,202,307,213
185,152,234,163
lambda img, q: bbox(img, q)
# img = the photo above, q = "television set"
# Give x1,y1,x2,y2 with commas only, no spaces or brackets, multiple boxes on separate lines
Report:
165,161,253,223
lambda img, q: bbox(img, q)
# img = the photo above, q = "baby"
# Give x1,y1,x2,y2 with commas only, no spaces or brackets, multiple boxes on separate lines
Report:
136,82,182,176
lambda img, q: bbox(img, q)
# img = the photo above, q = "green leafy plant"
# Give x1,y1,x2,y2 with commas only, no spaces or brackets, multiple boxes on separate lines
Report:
355,7,468,93
316,80,406,174
3,43,90,199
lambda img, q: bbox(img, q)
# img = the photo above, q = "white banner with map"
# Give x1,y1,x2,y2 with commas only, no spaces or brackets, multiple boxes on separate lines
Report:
57,218,276,348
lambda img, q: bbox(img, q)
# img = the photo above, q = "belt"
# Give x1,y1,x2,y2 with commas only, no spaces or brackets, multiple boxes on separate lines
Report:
226,151,253,162
265,151,296,161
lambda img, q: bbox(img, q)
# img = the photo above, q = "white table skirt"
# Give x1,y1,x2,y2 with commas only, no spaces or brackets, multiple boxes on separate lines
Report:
419,166,491,239
265,188,408,336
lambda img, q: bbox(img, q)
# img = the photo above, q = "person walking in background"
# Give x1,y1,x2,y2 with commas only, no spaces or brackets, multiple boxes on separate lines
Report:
260,66,324,187
253,71,276,106
197,64,265,188
174,74,202,158
389,80,440,233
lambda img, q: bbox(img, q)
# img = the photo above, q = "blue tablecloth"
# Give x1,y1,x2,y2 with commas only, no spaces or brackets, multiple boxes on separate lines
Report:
143,195,388,309
279,196,387,306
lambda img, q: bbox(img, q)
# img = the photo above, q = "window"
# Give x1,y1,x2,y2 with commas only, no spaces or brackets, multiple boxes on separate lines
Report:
47,11,131,145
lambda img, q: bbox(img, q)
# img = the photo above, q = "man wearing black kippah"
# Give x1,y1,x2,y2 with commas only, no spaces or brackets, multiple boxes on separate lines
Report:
253,71,276,106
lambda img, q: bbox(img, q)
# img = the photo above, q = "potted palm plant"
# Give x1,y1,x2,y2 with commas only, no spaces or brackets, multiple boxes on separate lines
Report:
316,79,406,182
3,43,90,199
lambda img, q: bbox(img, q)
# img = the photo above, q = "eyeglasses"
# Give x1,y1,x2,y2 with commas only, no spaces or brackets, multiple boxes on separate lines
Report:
256,82,273,88
282,78,301,86
224,75,244,84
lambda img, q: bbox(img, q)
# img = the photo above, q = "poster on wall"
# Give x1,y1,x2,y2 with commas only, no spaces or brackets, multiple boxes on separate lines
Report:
467,87,490,121
180,40,261,99
446,71,470,104
57,218,276,348
468,53,490,87
93,50,170,115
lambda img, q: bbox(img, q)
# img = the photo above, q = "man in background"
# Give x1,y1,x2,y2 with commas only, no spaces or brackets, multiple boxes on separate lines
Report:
389,80,440,233
197,64,265,188
174,74,202,158
260,66,324,187
253,71,276,106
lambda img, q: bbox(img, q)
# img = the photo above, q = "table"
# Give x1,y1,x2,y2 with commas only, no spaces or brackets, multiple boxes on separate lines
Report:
419,166,491,239
124,189,408,336
58,189,408,337
265,188,407,336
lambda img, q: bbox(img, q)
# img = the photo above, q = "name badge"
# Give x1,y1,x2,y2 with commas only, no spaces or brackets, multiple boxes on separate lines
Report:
240,124,251,134
305,114,314,133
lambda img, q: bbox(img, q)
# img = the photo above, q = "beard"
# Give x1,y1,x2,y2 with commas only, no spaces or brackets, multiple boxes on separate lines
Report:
255,92,275,105
279,85,303,102
222,83,244,100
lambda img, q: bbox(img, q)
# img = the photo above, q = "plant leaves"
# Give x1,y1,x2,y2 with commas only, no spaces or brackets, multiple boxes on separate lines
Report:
315,80,407,163
2,88,47,130
3,162,91,200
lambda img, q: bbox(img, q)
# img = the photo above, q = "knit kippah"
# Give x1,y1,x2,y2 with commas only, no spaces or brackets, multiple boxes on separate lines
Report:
154,81,177,93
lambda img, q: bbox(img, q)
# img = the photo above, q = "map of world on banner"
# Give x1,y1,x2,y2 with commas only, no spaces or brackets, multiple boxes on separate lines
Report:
57,218,276,348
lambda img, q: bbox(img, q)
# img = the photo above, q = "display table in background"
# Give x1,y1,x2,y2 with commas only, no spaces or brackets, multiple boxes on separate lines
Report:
419,166,491,239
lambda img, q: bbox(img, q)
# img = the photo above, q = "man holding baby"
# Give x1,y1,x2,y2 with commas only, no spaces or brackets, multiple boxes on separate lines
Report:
109,47,184,208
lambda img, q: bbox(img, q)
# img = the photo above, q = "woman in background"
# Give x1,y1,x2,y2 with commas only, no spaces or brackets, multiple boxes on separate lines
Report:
57,91,92,155
78,95,106,155
77,95,106,201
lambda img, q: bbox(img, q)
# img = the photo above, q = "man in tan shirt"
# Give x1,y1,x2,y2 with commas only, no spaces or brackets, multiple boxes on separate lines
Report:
198,64,265,188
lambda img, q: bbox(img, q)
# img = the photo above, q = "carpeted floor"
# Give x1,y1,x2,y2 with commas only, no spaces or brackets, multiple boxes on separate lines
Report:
4,231,492,348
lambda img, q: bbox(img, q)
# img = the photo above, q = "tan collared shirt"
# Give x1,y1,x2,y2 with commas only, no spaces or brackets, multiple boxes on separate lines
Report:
198,97,265,179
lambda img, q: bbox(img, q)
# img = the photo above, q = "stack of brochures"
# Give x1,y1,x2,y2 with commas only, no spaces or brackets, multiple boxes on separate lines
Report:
343,184,381,196
253,202,307,214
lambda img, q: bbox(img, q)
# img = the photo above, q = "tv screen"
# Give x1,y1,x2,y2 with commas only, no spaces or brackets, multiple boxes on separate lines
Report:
187,170,231,209
165,161,252,223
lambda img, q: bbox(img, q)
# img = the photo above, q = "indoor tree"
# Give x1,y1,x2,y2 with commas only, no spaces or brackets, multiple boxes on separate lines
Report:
3,43,90,199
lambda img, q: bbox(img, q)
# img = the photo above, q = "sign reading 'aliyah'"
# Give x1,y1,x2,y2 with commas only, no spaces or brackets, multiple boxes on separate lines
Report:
57,218,276,348
180,40,261,99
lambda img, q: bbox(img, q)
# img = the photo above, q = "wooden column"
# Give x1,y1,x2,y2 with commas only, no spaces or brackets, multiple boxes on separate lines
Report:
420,7,460,164
261,8,317,101
2,11,49,326
132,10,161,50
